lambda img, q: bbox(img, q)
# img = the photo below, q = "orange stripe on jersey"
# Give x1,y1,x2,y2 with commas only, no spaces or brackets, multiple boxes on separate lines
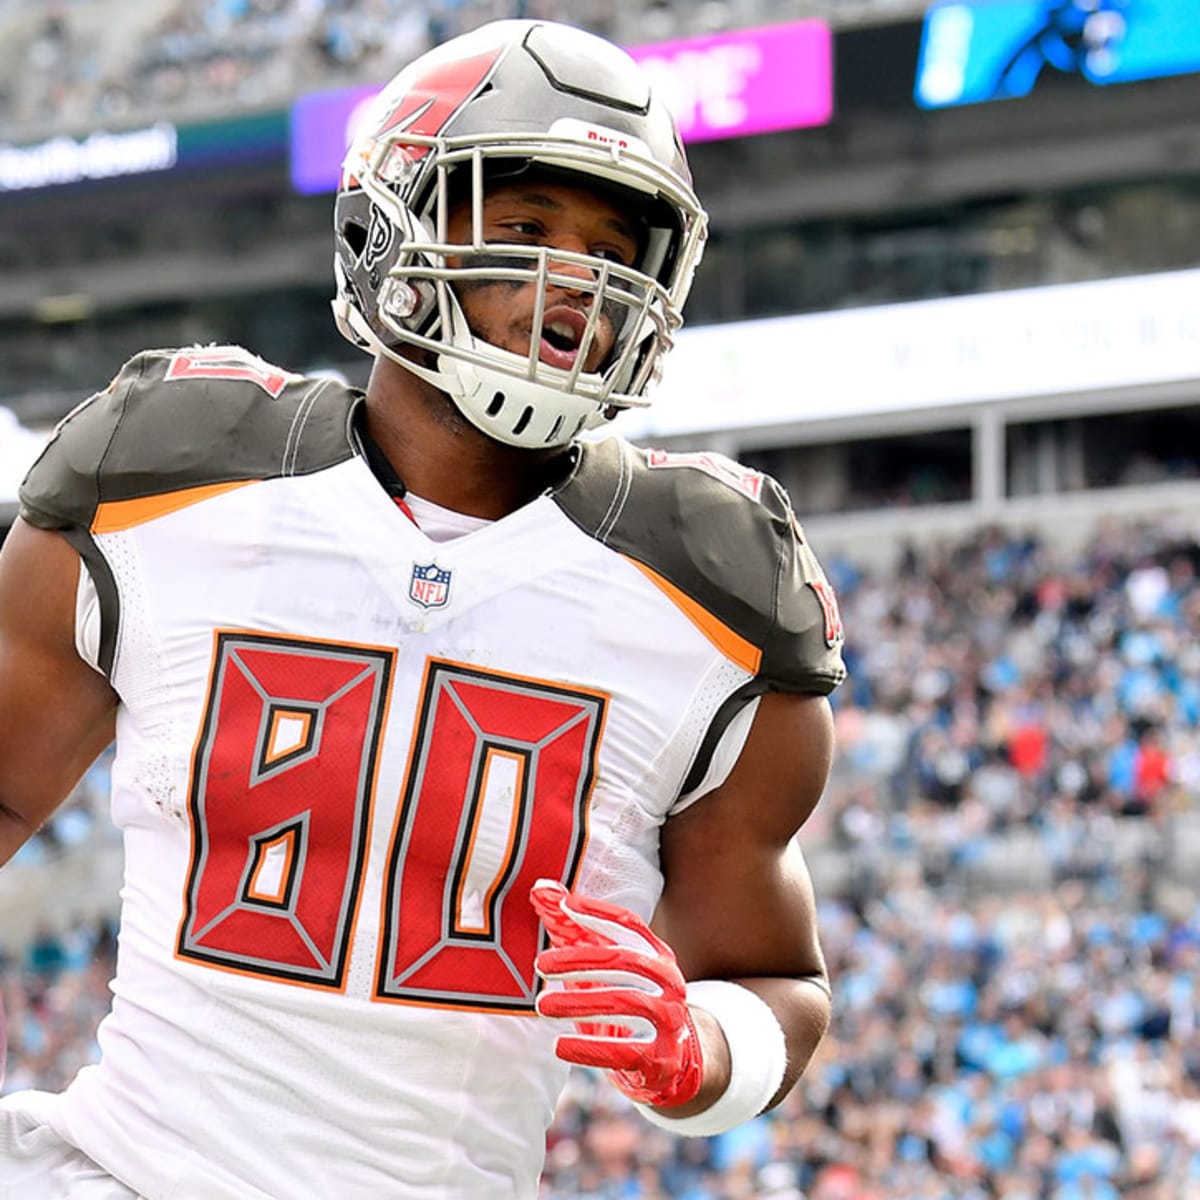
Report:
91,480,258,533
623,556,762,676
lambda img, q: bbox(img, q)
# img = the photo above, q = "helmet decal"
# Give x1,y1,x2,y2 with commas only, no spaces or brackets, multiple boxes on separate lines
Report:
375,49,505,156
342,48,503,190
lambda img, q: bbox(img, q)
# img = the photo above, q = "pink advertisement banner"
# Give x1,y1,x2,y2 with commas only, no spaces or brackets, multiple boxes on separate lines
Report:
627,20,833,143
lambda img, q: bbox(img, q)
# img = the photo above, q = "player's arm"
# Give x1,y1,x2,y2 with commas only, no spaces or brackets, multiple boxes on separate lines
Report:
0,518,119,866
652,688,834,1115
533,689,835,1132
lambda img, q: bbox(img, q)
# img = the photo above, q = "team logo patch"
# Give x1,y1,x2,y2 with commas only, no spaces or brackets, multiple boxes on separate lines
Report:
809,580,844,648
409,562,453,609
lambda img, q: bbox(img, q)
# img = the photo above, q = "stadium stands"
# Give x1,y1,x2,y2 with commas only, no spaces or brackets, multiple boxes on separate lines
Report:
0,0,933,138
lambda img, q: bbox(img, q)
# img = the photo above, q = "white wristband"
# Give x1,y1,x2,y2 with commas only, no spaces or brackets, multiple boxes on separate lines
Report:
632,980,788,1137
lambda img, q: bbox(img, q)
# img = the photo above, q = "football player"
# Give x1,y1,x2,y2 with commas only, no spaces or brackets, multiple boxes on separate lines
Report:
0,18,844,1198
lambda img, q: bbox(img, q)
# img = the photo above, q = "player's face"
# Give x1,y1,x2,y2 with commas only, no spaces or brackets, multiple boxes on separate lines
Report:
445,177,642,375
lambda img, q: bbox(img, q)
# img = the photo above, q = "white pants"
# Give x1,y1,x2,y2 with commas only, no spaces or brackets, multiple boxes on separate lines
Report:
0,1091,142,1200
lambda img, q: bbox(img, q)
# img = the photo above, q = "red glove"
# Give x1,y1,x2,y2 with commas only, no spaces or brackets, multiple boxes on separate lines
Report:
530,879,703,1108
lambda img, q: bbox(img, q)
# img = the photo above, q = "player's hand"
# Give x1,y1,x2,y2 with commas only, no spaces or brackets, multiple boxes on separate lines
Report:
530,879,702,1108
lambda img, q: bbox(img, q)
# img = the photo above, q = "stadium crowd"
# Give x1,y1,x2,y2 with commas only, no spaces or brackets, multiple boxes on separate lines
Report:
0,0,608,135
0,0,753,136
0,0,934,137
2,511,1198,1198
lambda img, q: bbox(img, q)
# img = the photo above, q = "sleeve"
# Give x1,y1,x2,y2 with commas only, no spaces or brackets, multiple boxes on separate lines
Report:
19,345,360,536
74,562,105,675
646,464,845,802
18,355,144,532
670,696,761,815
670,475,845,801
555,439,847,696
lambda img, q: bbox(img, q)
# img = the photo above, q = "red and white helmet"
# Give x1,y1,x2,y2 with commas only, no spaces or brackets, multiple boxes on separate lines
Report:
332,19,708,448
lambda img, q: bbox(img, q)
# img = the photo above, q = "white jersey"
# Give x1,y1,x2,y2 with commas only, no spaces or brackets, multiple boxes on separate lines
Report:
18,346,845,1200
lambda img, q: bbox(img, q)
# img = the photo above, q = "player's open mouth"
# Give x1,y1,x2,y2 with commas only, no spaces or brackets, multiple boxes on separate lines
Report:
538,306,589,369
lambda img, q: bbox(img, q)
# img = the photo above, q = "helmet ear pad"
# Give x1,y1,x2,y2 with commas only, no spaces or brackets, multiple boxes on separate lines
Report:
334,188,440,341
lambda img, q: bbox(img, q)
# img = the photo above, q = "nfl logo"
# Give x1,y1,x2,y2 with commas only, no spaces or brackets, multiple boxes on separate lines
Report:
409,562,452,609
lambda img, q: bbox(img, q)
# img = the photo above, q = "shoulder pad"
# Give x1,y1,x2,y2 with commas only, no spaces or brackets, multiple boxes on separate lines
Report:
553,440,846,694
19,347,359,532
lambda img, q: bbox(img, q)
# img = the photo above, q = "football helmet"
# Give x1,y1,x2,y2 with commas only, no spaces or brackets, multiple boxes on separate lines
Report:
332,19,708,448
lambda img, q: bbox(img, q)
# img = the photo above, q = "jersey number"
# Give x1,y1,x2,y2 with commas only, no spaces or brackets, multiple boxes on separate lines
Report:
177,634,604,1012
